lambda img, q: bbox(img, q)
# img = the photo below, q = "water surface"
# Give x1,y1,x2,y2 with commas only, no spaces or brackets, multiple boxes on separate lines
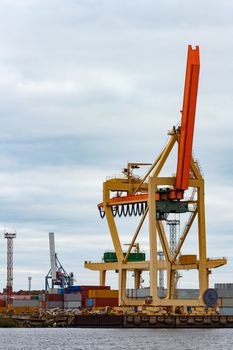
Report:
0,328,232,350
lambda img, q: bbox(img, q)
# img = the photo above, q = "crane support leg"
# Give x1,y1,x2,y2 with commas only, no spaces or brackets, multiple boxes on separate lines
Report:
198,180,208,296
134,270,141,289
148,177,159,305
99,270,106,286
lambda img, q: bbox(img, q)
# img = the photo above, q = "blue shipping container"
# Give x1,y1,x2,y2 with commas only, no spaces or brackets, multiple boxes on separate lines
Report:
64,286,81,294
68,286,81,291
87,298,93,307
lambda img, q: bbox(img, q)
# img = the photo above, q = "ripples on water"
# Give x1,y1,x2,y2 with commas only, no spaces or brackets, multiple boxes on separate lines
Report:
0,328,232,350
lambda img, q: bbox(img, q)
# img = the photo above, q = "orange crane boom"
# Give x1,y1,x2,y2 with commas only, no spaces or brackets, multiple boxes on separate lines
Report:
176,45,200,190
98,45,200,218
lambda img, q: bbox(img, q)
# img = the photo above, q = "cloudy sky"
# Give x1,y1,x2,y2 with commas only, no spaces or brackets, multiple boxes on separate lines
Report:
0,0,232,291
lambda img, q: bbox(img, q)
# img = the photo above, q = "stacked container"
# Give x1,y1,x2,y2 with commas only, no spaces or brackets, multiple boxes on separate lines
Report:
126,288,200,299
46,293,64,309
45,286,84,309
215,284,233,315
38,293,45,308
13,299,39,308
64,293,82,309
0,300,6,307
87,289,118,309
65,286,81,293
80,286,110,308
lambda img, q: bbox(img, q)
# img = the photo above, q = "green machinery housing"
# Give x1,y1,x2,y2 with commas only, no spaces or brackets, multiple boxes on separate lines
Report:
103,252,146,263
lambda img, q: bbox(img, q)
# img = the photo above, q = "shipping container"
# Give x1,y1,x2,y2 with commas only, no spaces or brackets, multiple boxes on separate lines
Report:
83,298,88,308
127,287,167,298
177,289,199,300
127,288,150,298
65,290,81,295
13,300,39,307
39,294,46,301
46,301,64,309
127,287,165,298
92,298,118,307
219,298,233,307
126,287,202,299
88,289,118,299
64,301,81,309
81,296,87,308
57,288,64,294
81,286,110,308
13,306,38,313
215,283,233,289
80,286,110,291
0,301,6,307
64,293,82,302
215,289,233,298
46,294,64,301
40,301,46,309
12,295,31,300
87,298,93,307
65,286,81,293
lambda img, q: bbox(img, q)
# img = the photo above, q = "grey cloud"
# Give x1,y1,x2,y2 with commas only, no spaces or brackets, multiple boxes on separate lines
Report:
0,0,232,290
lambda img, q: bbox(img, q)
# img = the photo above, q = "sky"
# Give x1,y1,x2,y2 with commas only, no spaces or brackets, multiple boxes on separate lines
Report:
0,0,232,291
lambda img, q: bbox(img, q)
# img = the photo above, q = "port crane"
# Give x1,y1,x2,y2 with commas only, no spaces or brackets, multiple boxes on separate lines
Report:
45,232,74,291
85,46,227,313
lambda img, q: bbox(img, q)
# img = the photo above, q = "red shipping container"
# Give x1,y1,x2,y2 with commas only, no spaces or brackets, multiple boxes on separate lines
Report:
93,298,118,307
80,286,110,291
46,294,64,301
81,291,90,300
80,287,110,308
82,297,88,308
40,301,46,309
13,295,31,300
0,301,6,307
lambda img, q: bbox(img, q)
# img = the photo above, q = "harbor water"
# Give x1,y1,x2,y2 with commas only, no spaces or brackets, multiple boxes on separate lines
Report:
0,328,232,350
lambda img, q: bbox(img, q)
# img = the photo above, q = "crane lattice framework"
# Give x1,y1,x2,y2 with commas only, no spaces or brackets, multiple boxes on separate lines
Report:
166,219,180,257
4,232,16,304
85,46,227,313
157,251,165,297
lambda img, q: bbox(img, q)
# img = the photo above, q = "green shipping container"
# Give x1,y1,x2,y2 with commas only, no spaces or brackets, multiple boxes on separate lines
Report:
103,252,145,263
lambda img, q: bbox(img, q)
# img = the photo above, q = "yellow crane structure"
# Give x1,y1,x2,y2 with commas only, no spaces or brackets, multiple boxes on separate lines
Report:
85,45,227,314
